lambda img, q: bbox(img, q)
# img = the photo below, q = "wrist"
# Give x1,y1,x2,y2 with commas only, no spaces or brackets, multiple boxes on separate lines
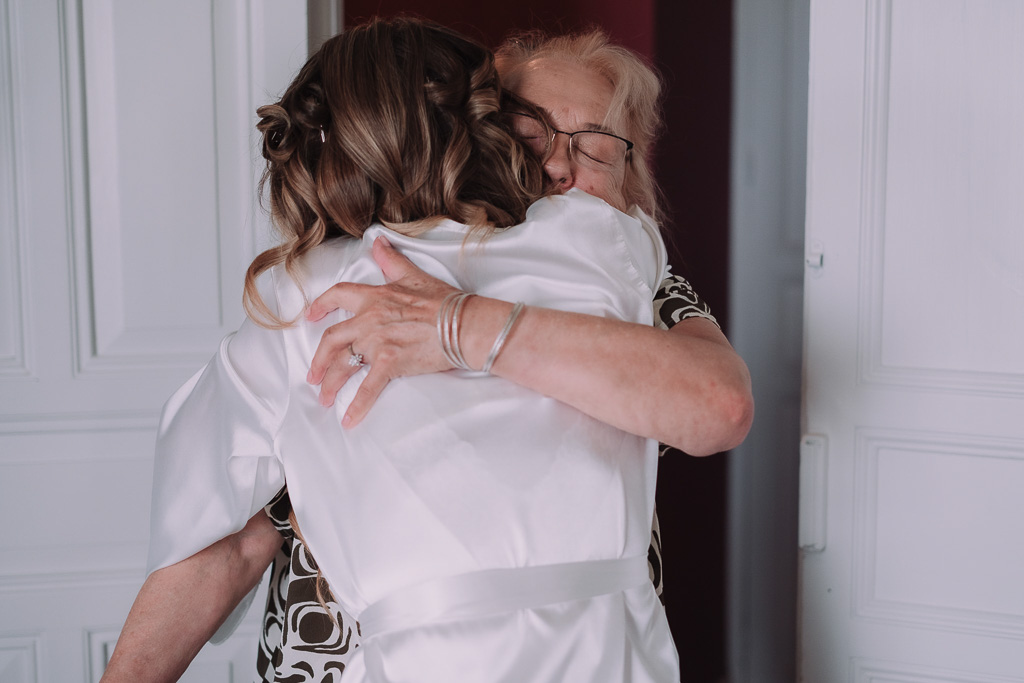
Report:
460,297,519,371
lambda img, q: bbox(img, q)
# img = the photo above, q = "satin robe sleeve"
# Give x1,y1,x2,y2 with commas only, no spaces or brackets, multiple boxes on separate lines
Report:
146,267,290,578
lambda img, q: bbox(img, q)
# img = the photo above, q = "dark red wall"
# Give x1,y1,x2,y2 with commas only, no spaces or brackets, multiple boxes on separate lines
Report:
344,3,732,681
344,0,654,58
651,5,733,683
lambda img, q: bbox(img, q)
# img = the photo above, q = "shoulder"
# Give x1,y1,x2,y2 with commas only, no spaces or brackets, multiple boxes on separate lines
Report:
522,191,646,251
518,190,668,294
527,189,632,225
261,236,364,319
626,205,669,285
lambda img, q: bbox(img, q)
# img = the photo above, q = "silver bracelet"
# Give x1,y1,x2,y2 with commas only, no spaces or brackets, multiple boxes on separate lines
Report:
450,292,472,370
437,292,460,368
482,301,524,374
437,291,474,370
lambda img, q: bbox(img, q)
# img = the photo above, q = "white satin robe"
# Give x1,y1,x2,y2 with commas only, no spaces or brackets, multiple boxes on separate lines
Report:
147,190,681,682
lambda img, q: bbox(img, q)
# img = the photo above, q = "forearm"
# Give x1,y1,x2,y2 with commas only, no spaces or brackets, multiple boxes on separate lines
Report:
306,238,753,451
460,298,754,455
101,512,281,682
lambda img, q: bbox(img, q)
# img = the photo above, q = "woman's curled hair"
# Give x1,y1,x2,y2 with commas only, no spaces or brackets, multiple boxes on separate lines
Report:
245,17,547,326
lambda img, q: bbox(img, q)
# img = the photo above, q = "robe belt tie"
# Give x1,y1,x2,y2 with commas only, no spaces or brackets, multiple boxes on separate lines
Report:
358,555,649,639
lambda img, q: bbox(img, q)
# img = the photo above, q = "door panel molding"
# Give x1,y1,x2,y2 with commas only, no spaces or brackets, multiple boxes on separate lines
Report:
0,636,40,683
853,428,1024,639
857,0,1024,397
0,0,32,379
61,0,262,374
852,658,1024,683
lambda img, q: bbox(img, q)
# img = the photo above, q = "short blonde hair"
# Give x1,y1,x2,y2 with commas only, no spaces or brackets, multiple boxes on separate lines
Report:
496,30,664,222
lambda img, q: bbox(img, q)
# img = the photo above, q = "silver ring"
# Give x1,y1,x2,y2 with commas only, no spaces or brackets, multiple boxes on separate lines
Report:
348,352,364,367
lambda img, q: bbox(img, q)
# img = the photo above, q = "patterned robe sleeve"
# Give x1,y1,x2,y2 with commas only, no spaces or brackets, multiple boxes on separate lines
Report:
258,489,359,683
653,272,718,331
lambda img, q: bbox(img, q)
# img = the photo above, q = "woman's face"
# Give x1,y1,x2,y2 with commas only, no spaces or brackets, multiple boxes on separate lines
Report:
510,57,629,211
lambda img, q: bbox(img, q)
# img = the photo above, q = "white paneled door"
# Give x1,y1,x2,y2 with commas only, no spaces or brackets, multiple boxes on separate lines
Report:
0,1,306,681
801,0,1024,681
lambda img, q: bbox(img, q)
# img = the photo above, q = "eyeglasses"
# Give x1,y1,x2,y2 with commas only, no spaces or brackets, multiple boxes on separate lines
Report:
507,112,634,168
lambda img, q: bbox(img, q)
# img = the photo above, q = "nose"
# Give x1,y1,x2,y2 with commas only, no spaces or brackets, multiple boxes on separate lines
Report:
543,132,574,191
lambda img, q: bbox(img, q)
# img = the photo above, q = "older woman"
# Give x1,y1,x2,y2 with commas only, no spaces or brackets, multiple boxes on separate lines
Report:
102,24,751,683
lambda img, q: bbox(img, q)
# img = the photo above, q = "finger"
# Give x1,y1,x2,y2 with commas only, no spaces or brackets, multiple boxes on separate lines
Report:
317,354,364,407
308,321,358,385
307,282,377,322
373,236,420,283
342,368,390,428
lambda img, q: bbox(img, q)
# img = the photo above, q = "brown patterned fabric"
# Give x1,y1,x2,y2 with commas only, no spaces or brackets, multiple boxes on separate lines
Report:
255,273,715,682
257,489,358,682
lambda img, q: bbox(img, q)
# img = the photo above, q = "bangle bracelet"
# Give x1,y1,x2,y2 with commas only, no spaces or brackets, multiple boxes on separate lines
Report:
437,291,474,370
482,301,524,374
449,293,472,370
437,292,460,369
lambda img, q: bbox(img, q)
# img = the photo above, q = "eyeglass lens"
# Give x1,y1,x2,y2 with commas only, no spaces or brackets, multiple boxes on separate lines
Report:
509,113,628,167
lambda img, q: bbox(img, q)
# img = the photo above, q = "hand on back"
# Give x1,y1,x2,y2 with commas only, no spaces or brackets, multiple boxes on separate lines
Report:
306,236,459,427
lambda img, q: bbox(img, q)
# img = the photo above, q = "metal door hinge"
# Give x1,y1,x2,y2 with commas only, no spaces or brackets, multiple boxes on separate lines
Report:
799,434,827,552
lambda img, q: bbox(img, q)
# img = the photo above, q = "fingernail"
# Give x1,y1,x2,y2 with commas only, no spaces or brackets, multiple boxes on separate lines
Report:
341,413,352,428
306,369,313,383
378,235,392,247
